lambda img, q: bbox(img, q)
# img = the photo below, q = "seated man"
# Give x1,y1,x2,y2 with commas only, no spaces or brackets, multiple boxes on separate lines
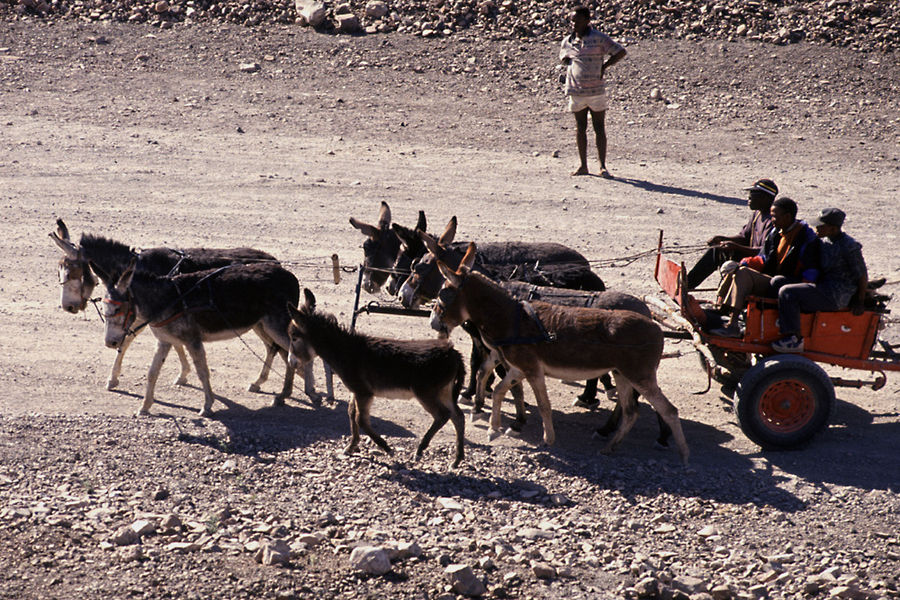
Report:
711,197,820,337
685,178,777,291
772,208,868,353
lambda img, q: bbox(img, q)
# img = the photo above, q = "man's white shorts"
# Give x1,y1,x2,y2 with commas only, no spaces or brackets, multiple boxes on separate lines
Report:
568,94,609,113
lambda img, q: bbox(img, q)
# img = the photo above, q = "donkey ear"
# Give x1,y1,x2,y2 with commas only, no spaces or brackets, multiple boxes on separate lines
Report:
50,230,79,260
56,219,71,242
459,242,477,273
376,201,391,230
420,229,441,257
391,223,413,249
438,216,457,246
303,288,316,311
115,260,136,295
287,302,303,322
415,210,426,233
349,217,380,240
437,259,462,288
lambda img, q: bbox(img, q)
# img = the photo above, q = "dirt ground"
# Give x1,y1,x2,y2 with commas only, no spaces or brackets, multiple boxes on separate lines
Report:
0,19,898,600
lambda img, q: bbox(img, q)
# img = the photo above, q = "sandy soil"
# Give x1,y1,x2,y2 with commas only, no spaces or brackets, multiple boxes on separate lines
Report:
0,19,898,600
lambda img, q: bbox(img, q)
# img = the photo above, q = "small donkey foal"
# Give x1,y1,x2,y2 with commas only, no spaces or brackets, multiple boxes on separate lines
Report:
288,289,466,468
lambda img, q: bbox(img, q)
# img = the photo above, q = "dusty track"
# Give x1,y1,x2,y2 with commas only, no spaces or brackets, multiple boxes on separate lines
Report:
0,19,898,600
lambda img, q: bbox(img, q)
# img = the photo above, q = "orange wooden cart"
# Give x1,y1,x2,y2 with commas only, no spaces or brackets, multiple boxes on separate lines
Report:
652,232,899,450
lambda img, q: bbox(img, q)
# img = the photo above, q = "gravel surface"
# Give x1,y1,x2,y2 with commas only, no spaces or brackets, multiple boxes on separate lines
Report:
1,11,898,600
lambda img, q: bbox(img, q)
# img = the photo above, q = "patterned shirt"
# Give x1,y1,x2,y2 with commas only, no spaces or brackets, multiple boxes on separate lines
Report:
559,28,624,96
818,233,868,308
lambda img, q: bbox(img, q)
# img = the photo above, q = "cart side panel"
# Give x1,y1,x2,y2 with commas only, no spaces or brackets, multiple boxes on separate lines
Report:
803,311,881,359
743,302,881,360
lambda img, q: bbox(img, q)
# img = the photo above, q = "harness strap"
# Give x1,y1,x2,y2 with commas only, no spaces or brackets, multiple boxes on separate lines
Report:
491,300,557,346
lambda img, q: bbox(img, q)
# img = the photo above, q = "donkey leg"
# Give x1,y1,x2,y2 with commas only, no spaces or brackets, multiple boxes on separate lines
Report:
524,375,555,446
355,394,393,456
172,344,191,386
510,383,527,429
473,350,501,417
323,361,335,403
416,397,451,462
634,381,689,465
108,332,136,390
345,396,361,455
273,348,295,407
460,345,482,402
184,341,217,418
140,340,172,415
488,367,524,440
599,376,639,455
248,341,277,393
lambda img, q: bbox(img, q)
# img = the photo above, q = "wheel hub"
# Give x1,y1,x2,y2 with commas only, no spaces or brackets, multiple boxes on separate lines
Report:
758,379,815,433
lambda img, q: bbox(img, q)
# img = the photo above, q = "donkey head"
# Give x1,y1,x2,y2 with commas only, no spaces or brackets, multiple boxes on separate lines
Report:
397,215,458,309
50,219,96,313
286,289,318,371
430,242,477,334
101,259,138,349
350,201,400,295
385,210,427,296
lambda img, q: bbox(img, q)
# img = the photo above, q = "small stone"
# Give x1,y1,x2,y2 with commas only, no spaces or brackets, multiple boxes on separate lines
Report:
350,546,391,575
445,564,486,597
239,63,260,73
435,497,464,511
131,519,155,537
111,525,139,546
256,539,291,565
531,562,556,579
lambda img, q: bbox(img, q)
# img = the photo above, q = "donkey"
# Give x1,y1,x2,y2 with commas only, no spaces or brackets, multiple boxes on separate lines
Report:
104,260,305,417
350,202,426,295
468,281,672,448
432,243,690,464
49,219,327,400
397,216,605,403
397,215,605,310
287,289,467,468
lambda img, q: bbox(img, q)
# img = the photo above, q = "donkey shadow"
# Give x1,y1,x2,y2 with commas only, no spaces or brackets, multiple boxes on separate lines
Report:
396,400,811,509
164,391,416,458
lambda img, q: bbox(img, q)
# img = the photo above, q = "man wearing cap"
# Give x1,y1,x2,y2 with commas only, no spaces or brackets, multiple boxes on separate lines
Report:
772,208,868,353
559,5,627,178
711,197,820,338
685,179,778,291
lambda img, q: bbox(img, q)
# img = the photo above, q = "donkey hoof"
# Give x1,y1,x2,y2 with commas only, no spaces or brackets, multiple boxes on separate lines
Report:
271,396,286,407
198,409,213,418
248,383,261,393
487,429,503,442
136,409,150,417
106,379,119,391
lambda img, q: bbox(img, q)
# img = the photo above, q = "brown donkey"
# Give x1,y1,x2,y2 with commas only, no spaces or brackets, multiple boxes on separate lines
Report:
287,289,466,468
432,243,690,464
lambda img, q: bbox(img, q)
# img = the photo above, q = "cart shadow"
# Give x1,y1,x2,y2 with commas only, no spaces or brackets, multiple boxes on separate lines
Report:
754,398,900,492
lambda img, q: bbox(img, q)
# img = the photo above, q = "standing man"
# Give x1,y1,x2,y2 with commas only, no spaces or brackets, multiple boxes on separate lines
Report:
560,5,627,178
685,178,778,290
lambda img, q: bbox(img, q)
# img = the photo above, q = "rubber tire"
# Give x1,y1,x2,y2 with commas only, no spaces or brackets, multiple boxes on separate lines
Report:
734,355,836,450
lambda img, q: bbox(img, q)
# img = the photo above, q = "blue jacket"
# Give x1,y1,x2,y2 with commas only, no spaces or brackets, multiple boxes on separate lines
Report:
758,220,820,283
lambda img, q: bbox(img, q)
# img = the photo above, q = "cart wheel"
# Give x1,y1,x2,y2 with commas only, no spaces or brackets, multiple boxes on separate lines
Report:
734,355,835,450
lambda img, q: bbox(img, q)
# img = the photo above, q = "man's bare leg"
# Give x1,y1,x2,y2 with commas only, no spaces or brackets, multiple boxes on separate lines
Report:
591,108,610,177
572,108,589,175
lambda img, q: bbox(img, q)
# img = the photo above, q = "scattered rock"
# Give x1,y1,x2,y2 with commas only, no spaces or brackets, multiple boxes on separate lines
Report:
445,564,486,597
349,546,391,575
